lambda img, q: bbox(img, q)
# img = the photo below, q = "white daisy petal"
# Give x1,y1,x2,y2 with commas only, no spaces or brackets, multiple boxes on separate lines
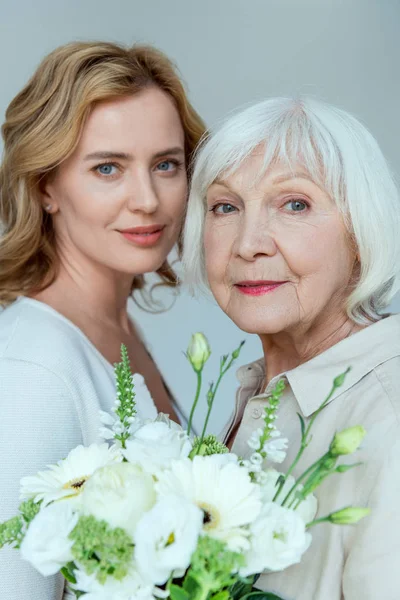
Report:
20,443,122,506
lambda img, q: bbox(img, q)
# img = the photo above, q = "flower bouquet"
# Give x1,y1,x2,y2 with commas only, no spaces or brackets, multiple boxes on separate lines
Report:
0,335,369,600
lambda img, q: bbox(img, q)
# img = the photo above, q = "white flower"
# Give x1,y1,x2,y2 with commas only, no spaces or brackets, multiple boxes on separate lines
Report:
248,429,288,464
73,567,161,600
156,456,262,552
20,501,78,576
134,495,203,585
80,462,156,538
262,431,289,464
241,502,312,576
259,469,317,525
20,444,122,506
123,419,192,475
99,374,154,441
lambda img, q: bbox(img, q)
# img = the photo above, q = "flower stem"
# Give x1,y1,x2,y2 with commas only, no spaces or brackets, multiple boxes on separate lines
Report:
273,370,349,503
187,371,202,436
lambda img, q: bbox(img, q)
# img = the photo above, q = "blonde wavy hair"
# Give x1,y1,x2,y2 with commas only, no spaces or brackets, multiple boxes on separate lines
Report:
0,41,206,306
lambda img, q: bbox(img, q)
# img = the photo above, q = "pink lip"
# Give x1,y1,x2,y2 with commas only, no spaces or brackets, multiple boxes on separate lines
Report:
119,225,165,247
234,280,287,296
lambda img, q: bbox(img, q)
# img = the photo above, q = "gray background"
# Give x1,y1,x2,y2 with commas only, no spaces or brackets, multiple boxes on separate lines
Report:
1,0,399,432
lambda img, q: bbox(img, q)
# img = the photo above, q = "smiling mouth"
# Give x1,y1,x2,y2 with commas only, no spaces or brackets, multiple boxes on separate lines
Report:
234,281,287,296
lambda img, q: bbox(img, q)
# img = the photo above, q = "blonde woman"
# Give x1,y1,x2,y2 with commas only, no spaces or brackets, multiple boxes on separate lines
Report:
183,97,400,599
0,42,205,598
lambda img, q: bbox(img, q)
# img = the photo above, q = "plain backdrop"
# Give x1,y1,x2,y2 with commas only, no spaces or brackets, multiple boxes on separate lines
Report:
1,0,399,433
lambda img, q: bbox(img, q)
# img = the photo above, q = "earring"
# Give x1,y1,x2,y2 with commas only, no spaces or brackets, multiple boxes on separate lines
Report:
44,204,52,212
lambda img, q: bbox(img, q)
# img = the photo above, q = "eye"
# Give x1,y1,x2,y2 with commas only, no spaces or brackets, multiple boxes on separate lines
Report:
211,203,237,215
155,159,181,172
283,198,309,212
95,163,119,177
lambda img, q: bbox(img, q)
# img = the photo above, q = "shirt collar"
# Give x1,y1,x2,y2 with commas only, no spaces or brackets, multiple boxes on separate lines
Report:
236,314,400,418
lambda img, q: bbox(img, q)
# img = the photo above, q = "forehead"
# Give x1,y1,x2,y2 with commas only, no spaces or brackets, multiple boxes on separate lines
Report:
77,88,185,154
211,153,322,192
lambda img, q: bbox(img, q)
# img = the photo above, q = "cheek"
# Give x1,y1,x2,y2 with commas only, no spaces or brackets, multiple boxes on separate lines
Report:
203,219,233,290
281,221,354,284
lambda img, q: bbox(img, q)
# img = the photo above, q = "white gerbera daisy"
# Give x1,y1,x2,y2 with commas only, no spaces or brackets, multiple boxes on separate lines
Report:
155,456,262,552
20,443,122,506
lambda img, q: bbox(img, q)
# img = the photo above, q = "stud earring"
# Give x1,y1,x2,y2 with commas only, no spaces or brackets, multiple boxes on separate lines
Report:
44,204,52,212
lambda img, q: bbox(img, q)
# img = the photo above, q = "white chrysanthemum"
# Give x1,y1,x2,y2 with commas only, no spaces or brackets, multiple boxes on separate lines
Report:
20,501,78,576
155,456,262,551
73,567,165,600
99,374,154,441
20,444,122,506
241,502,312,576
259,469,317,525
123,419,192,475
80,462,156,538
135,495,203,584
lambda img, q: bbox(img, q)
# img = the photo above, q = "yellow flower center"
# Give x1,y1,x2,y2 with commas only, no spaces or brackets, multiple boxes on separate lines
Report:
199,502,221,531
62,475,90,493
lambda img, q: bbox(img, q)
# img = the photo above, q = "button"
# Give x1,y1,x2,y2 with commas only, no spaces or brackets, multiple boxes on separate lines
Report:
251,407,262,419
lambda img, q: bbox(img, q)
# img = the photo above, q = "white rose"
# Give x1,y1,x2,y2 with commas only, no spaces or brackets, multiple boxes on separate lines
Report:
135,495,203,585
123,421,192,475
260,469,317,525
80,463,156,538
241,502,312,576
20,501,79,576
73,567,157,600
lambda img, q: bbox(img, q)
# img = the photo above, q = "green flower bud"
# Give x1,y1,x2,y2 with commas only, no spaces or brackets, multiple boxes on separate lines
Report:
231,340,245,360
329,506,370,525
330,426,366,456
187,333,211,372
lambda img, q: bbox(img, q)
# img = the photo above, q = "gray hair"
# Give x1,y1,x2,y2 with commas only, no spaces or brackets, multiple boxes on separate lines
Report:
183,96,400,324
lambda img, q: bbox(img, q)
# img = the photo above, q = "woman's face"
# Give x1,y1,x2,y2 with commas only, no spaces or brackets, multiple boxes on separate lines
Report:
204,151,357,336
44,87,187,277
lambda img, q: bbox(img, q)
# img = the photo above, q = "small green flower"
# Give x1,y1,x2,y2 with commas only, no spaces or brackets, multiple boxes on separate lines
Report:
70,515,133,584
187,333,211,372
328,506,370,525
330,426,366,456
190,435,229,458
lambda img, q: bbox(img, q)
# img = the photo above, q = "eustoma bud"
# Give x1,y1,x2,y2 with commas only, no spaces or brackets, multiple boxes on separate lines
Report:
187,333,211,372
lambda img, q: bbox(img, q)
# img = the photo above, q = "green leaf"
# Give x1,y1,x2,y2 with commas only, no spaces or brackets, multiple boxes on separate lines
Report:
183,574,202,596
211,592,230,600
297,413,305,438
229,578,255,600
242,592,285,600
60,563,77,584
169,584,190,600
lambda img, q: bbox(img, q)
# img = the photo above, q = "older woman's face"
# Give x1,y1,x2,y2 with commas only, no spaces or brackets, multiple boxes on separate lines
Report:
204,153,357,335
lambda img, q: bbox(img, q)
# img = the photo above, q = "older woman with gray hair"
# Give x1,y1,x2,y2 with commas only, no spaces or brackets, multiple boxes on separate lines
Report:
183,97,400,600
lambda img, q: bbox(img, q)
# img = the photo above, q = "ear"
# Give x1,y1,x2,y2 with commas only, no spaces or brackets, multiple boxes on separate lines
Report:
39,175,60,214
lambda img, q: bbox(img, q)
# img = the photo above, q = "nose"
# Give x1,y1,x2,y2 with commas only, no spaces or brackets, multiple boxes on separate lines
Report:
127,168,159,214
234,214,278,261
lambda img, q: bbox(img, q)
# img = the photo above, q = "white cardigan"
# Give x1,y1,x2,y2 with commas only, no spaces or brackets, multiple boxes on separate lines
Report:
0,297,157,600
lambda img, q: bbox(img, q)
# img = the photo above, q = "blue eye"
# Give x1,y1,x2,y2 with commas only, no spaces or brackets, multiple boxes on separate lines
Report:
284,199,308,212
96,163,117,176
213,203,237,215
156,160,175,172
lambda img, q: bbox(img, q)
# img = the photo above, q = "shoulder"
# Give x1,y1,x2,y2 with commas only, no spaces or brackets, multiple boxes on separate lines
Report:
0,298,105,379
373,356,400,424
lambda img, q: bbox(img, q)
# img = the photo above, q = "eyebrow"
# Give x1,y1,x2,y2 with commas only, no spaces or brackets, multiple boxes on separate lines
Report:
272,171,315,184
84,147,185,161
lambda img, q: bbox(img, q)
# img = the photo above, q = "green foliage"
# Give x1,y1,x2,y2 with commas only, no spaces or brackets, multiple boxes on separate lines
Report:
70,515,133,584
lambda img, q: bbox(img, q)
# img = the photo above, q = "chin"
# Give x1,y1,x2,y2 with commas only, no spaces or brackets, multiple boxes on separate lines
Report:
228,312,290,336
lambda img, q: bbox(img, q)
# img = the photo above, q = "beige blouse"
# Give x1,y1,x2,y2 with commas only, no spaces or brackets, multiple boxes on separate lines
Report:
223,313,400,600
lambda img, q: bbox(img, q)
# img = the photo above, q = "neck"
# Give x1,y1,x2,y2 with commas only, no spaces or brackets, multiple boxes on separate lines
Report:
259,312,364,383
34,252,135,332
